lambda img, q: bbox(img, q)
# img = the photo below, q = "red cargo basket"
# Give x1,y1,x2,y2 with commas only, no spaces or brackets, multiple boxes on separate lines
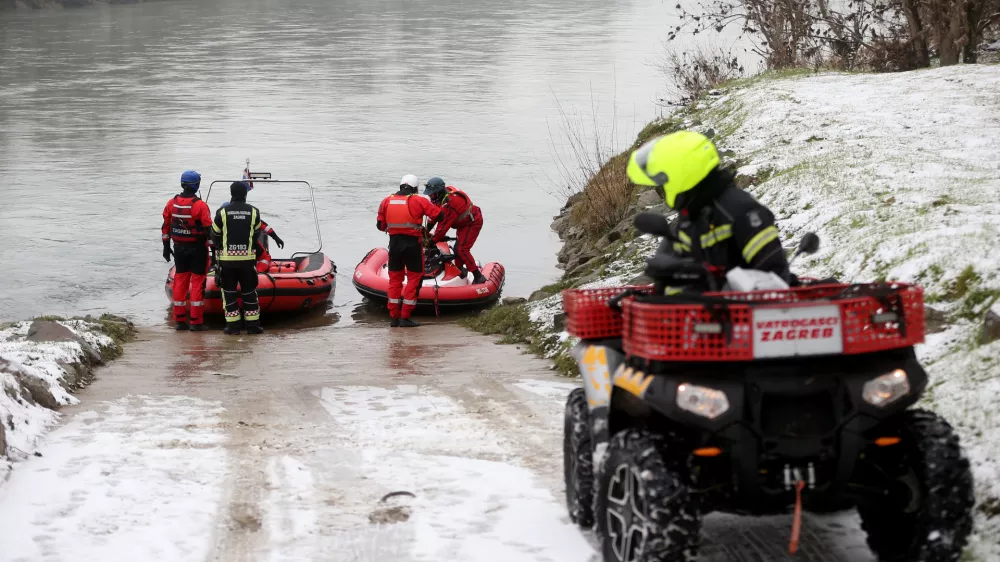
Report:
562,285,654,340
622,283,925,362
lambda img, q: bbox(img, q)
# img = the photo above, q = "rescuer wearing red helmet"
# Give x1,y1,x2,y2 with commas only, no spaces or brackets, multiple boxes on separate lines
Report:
162,170,213,331
376,174,443,327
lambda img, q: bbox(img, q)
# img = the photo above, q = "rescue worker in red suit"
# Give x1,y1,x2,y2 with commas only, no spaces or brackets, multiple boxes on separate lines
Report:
162,170,213,331
376,174,442,328
423,177,487,285
255,221,285,273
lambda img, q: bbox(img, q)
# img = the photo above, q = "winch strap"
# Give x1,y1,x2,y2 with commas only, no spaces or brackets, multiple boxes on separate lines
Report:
789,479,806,555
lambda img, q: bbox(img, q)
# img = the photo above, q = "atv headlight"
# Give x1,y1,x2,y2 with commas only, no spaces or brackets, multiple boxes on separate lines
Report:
676,383,730,419
862,369,910,407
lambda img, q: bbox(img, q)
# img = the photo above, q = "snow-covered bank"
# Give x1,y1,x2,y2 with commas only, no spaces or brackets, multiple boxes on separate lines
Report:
0,316,135,483
476,65,1000,559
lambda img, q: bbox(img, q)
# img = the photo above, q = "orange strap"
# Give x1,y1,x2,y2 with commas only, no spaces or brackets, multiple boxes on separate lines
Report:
788,479,806,554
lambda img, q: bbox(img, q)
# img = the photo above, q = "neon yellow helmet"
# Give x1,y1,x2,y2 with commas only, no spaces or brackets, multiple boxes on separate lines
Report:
627,131,720,209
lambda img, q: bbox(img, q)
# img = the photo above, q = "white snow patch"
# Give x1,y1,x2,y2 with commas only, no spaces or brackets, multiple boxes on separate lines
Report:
0,395,228,562
1,320,117,481
513,379,579,401
315,385,508,459
312,384,595,561
367,451,594,562
265,455,321,562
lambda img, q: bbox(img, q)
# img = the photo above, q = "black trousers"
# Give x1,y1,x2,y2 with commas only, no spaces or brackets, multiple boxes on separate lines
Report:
174,243,208,275
387,235,424,272
220,262,260,325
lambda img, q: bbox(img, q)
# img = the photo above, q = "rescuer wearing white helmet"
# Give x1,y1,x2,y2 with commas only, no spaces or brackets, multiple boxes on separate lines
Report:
375,174,443,327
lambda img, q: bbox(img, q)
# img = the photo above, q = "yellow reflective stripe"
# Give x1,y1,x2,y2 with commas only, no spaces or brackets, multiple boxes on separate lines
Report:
701,224,732,249
221,208,229,256
742,226,780,263
249,208,258,250
673,242,691,254
664,287,683,295
678,231,692,245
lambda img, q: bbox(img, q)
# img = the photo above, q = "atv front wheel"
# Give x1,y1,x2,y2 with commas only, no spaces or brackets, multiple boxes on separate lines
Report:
858,408,974,562
595,428,700,562
564,387,595,528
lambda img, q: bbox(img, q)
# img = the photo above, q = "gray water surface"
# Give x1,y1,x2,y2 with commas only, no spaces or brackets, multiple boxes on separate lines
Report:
1,0,678,324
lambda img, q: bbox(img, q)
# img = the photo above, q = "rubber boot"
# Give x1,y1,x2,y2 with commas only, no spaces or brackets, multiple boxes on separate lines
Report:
190,323,208,332
224,324,241,335
397,318,421,328
458,266,468,279
246,324,264,335
472,271,488,285
390,318,400,328
175,322,190,331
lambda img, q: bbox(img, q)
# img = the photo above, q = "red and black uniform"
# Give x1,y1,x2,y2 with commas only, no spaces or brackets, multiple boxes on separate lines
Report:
256,220,277,273
431,186,483,275
162,193,213,325
376,191,442,319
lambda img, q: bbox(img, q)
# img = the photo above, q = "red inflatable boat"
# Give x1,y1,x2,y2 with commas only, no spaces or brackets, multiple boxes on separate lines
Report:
166,252,336,315
164,163,337,316
353,240,504,311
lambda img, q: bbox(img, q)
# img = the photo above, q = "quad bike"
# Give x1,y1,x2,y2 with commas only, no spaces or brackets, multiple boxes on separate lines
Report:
561,211,974,562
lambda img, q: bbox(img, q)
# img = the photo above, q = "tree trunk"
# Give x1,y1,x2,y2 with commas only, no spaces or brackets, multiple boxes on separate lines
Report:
963,0,984,63
901,0,932,67
939,3,966,66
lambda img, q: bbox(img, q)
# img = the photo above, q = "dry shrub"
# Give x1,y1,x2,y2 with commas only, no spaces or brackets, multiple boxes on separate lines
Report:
547,92,637,240
864,37,928,71
569,153,635,237
658,45,744,105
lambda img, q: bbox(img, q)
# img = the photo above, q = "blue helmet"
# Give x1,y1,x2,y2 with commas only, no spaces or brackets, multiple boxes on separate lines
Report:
180,170,201,191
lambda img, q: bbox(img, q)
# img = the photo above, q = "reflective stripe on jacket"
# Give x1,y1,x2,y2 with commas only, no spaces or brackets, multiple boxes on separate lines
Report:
212,202,261,262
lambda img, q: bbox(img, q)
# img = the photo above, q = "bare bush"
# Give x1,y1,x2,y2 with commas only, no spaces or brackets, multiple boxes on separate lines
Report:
658,45,745,105
670,0,1000,71
546,94,637,239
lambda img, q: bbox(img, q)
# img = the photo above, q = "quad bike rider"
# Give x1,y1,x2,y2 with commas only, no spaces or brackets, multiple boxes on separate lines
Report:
562,131,974,562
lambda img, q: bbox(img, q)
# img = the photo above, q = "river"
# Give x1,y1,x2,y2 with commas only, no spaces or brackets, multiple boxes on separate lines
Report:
0,0,682,324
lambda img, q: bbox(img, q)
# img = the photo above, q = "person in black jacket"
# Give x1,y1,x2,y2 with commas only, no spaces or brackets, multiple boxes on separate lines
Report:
211,181,265,335
627,130,793,285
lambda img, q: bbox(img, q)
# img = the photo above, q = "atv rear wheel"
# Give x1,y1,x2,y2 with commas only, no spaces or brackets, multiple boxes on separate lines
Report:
858,408,974,562
595,428,700,562
564,387,595,528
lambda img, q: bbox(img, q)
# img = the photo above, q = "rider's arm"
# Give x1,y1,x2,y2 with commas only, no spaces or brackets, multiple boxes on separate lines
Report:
732,205,792,281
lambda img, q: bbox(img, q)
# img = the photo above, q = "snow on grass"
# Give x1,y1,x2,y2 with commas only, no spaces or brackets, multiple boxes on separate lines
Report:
0,319,118,482
0,395,228,562
697,66,1000,558
713,66,1000,318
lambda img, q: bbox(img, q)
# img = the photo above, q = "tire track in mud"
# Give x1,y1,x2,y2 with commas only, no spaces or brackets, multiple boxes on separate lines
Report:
208,397,273,562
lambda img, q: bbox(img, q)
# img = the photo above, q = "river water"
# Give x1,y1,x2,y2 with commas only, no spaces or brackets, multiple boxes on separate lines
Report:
1,0,679,324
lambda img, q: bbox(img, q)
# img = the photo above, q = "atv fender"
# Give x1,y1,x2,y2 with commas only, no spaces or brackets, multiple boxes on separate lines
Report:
571,342,625,472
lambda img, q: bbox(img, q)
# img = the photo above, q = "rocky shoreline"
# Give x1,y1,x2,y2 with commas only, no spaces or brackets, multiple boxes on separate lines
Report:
0,315,135,480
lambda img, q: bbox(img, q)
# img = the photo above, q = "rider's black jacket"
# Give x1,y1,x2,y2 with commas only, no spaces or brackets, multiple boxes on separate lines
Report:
660,170,792,284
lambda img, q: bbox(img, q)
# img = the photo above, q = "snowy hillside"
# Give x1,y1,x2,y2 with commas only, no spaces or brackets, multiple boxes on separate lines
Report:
525,64,1000,560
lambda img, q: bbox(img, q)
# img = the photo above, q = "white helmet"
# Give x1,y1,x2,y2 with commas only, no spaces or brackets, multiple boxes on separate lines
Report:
400,174,419,189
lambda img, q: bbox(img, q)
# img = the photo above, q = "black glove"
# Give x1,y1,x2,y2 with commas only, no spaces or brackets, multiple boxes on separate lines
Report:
162,240,172,262
269,232,284,249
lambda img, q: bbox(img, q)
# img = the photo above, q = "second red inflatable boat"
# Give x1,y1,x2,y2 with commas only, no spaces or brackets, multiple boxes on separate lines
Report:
353,241,504,311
